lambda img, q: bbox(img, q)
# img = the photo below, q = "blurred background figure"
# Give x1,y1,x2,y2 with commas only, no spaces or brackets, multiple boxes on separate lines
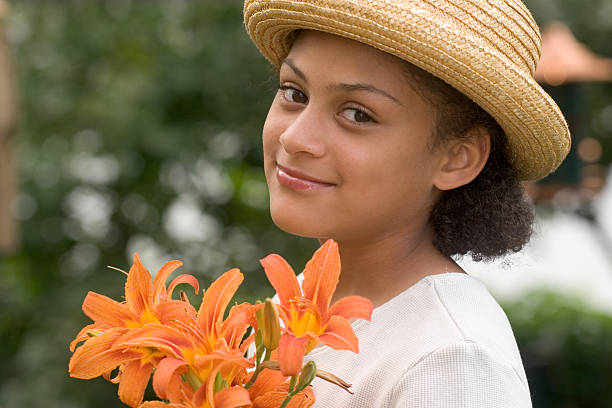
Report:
0,1,612,408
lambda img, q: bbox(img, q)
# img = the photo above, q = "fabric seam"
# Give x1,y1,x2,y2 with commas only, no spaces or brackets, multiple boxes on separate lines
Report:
432,278,469,341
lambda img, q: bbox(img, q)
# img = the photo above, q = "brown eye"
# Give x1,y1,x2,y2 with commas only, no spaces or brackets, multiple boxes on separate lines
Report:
342,108,374,124
280,86,308,104
354,110,372,123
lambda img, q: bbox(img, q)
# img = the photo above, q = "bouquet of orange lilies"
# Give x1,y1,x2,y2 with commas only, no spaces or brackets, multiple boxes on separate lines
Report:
69,239,373,408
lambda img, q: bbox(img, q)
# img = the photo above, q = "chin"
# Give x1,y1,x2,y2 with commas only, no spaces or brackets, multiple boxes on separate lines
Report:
269,202,329,239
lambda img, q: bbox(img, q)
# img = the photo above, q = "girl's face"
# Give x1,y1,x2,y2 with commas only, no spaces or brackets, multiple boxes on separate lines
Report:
262,30,447,243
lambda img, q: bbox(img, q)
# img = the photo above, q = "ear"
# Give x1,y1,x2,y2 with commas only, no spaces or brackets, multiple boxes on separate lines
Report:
432,126,491,191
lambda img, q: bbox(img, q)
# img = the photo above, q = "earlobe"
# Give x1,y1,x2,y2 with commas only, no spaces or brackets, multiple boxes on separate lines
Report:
433,127,491,191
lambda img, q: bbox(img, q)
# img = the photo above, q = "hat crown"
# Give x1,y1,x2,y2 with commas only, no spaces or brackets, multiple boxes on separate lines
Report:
394,0,542,76
246,0,542,75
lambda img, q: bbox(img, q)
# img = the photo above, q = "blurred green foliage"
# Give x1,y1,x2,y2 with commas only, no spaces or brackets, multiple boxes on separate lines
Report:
0,0,611,407
504,291,612,408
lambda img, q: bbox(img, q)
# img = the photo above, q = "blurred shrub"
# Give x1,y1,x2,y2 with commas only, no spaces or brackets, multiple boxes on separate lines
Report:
504,291,612,408
0,1,317,406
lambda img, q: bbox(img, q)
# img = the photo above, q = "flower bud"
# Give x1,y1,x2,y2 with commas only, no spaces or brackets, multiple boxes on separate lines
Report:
295,361,317,392
255,298,281,351
255,330,265,362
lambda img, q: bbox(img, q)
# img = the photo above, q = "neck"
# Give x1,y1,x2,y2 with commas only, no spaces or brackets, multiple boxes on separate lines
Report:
329,227,462,308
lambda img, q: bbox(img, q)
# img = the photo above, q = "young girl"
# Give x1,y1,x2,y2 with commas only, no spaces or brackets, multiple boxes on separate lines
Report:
244,0,570,406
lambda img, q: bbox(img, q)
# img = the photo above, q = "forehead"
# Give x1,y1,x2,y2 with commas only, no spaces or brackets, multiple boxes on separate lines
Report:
284,30,417,95
289,30,402,65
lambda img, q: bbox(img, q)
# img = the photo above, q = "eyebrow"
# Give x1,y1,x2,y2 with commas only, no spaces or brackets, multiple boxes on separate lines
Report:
281,58,404,107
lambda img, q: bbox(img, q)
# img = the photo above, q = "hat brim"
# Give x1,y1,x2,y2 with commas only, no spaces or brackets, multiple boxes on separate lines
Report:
244,0,571,181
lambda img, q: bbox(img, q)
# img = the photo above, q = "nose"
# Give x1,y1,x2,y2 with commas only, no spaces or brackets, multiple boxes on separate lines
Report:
278,106,326,157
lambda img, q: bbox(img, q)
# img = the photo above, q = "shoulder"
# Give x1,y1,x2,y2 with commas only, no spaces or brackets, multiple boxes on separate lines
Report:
363,272,528,382
380,274,531,407
385,273,521,350
389,340,532,408
421,273,524,364
370,273,516,347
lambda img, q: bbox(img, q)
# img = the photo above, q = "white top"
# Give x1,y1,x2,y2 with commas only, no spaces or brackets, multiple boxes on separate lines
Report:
304,272,532,407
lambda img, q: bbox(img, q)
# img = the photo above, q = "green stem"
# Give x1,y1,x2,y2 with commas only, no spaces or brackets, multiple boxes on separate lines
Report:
279,375,298,408
245,348,272,389
288,375,296,393
244,369,260,389
280,391,297,408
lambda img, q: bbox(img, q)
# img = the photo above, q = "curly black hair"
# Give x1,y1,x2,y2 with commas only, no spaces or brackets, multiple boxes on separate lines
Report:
402,62,534,262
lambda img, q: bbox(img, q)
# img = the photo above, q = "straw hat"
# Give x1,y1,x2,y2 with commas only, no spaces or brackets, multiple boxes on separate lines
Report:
244,0,571,181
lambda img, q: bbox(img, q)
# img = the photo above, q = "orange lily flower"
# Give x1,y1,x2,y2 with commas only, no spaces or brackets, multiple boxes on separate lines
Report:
116,268,258,407
260,239,373,376
69,253,199,407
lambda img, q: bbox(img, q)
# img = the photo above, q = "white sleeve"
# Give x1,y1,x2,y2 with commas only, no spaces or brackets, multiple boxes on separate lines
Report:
390,341,532,408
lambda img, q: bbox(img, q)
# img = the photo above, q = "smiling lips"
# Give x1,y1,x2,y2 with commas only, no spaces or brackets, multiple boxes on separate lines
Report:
275,164,336,191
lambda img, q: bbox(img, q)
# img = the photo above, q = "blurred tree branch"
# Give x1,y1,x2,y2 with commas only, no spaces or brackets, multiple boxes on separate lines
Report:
0,0,20,253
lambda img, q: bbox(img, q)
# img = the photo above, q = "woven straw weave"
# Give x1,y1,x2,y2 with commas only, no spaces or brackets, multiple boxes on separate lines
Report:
244,0,571,180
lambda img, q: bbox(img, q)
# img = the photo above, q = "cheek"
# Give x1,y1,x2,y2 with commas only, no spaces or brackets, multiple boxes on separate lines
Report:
262,107,283,171
262,99,291,149
262,110,277,154
343,143,435,208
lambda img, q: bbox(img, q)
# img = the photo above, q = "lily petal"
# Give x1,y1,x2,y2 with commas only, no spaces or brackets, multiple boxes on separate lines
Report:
166,364,196,404
125,253,154,316
117,325,193,359
138,402,183,408
157,299,197,324
253,390,315,408
278,334,310,377
167,273,200,300
152,260,184,307
214,386,252,408
218,302,256,349
193,346,251,376
69,329,139,379
260,254,301,310
152,357,188,400
201,359,251,408
118,360,153,408
248,368,287,400
328,296,373,321
192,382,209,408
70,323,105,352
240,332,256,355
82,291,133,327
301,240,340,320
317,315,358,353
197,268,243,336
